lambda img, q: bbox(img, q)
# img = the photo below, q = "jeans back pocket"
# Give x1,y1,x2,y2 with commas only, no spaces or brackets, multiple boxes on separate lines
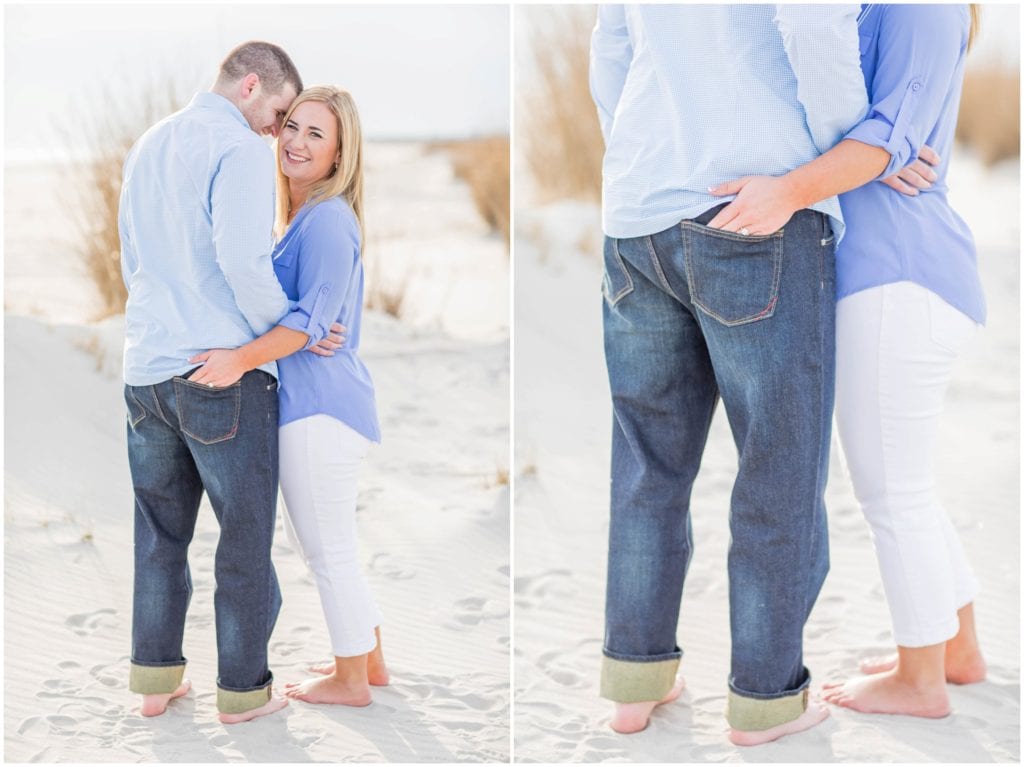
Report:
602,236,635,308
173,377,242,445
681,222,783,327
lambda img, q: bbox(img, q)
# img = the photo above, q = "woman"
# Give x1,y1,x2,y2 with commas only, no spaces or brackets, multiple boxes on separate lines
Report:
708,5,987,718
189,86,389,706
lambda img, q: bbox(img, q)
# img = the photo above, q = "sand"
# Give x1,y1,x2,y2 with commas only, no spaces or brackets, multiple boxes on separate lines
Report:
512,152,1020,762
4,143,510,762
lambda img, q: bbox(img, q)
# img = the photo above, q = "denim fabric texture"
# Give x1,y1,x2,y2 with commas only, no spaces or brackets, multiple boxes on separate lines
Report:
125,369,282,713
601,205,836,730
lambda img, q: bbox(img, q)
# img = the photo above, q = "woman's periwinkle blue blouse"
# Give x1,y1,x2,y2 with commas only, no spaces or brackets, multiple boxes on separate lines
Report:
838,4,986,325
273,196,380,442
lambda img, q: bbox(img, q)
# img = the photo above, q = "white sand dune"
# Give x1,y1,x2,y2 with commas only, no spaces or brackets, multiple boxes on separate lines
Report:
513,154,1020,762
4,143,510,762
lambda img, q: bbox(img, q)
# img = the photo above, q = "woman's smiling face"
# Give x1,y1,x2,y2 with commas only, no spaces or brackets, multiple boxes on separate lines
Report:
279,100,340,186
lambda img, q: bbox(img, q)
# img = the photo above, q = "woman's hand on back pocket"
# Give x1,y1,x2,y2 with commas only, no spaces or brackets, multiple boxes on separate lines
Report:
706,175,801,236
188,349,249,388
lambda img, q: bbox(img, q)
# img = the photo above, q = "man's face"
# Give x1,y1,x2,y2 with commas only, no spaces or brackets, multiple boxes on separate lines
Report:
241,82,298,138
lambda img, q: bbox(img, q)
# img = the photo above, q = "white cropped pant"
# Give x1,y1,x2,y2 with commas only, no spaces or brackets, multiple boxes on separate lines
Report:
835,281,979,647
279,414,382,657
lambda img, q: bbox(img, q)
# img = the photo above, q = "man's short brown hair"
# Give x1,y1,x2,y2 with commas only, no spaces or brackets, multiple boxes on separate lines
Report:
218,41,302,95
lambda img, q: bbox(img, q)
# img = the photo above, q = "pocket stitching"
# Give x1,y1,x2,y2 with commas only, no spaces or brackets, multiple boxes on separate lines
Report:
684,225,784,327
126,387,147,428
603,239,635,307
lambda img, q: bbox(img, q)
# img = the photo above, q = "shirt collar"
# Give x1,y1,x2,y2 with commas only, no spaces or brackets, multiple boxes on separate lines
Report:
188,92,251,131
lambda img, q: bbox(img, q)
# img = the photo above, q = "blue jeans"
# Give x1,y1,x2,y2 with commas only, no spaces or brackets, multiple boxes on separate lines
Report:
125,369,282,715
600,206,835,731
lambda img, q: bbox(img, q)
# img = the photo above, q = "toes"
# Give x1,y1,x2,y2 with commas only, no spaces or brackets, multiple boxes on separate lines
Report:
820,681,843,691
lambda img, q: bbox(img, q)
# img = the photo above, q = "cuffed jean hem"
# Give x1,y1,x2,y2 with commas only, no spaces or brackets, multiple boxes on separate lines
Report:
129,660,186,695
600,651,681,703
216,679,273,714
726,683,809,731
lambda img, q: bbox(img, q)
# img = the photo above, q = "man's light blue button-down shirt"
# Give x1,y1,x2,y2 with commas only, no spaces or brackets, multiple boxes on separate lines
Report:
119,92,290,386
591,4,869,242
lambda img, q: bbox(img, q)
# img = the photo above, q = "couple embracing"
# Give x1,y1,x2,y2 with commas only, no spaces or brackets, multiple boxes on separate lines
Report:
593,4,987,745
120,41,384,723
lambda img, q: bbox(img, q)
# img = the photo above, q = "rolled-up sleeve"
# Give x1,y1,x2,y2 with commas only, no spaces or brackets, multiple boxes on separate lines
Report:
278,203,359,349
590,4,632,145
844,5,967,178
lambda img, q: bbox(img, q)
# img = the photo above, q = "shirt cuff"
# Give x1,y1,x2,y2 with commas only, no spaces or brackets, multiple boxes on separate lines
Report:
277,284,331,349
844,80,923,178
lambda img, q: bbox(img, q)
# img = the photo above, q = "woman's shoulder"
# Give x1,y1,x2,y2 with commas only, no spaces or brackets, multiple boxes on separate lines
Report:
876,3,968,34
300,196,360,244
305,196,357,225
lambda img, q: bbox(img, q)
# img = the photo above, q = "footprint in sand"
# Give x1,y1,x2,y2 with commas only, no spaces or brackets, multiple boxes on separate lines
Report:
89,661,124,688
513,569,572,606
445,597,509,630
536,650,588,689
368,552,416,580
65,608,118,636
270,639,306,657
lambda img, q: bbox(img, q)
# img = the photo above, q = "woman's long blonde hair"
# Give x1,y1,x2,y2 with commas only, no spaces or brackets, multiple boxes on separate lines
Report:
274,86,364,241
968,5,980,52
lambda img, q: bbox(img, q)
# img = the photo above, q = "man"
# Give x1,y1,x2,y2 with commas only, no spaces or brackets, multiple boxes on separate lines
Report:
590,5,892,745
119,41,333,724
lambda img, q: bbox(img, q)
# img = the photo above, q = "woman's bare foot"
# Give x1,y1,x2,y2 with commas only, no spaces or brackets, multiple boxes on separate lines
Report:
609,676,685,734
367,628,390,686
860,603,986,685
217,695,289,724
728,700,829,747
310,627,390,686
284,674,372,706
822,671,950,717
140,679,192,717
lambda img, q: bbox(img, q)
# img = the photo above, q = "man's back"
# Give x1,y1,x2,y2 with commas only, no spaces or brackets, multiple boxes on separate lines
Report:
591,4,867,239
119,92,288,386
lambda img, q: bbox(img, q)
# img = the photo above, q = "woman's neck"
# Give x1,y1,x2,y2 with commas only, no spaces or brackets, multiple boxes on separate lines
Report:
287,181,313,223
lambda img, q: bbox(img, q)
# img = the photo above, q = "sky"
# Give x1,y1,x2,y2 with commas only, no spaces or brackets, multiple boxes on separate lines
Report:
4,4,510,162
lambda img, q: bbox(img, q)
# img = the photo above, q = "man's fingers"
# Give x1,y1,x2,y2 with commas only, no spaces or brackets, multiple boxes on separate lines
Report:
896,166,932,190
329,322,347,335
308,346,334,358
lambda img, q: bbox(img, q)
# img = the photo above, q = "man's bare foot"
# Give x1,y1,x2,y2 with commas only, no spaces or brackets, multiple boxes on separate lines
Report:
859,648,986,685
728,700,829,747
609,676,685,734
217,695,289,724
822,671,950,718
284,674,372,706
140,679,192,717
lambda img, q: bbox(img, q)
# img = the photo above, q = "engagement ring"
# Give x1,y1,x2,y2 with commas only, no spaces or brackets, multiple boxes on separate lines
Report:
739,227,751,236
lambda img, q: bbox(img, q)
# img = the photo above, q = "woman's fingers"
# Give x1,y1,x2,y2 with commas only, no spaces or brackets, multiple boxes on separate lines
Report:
917,144,941,167
880,175,919,197
707,177,751,197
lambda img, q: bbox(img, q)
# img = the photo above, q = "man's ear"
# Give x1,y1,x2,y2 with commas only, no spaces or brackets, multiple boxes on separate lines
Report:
239,73,261,100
